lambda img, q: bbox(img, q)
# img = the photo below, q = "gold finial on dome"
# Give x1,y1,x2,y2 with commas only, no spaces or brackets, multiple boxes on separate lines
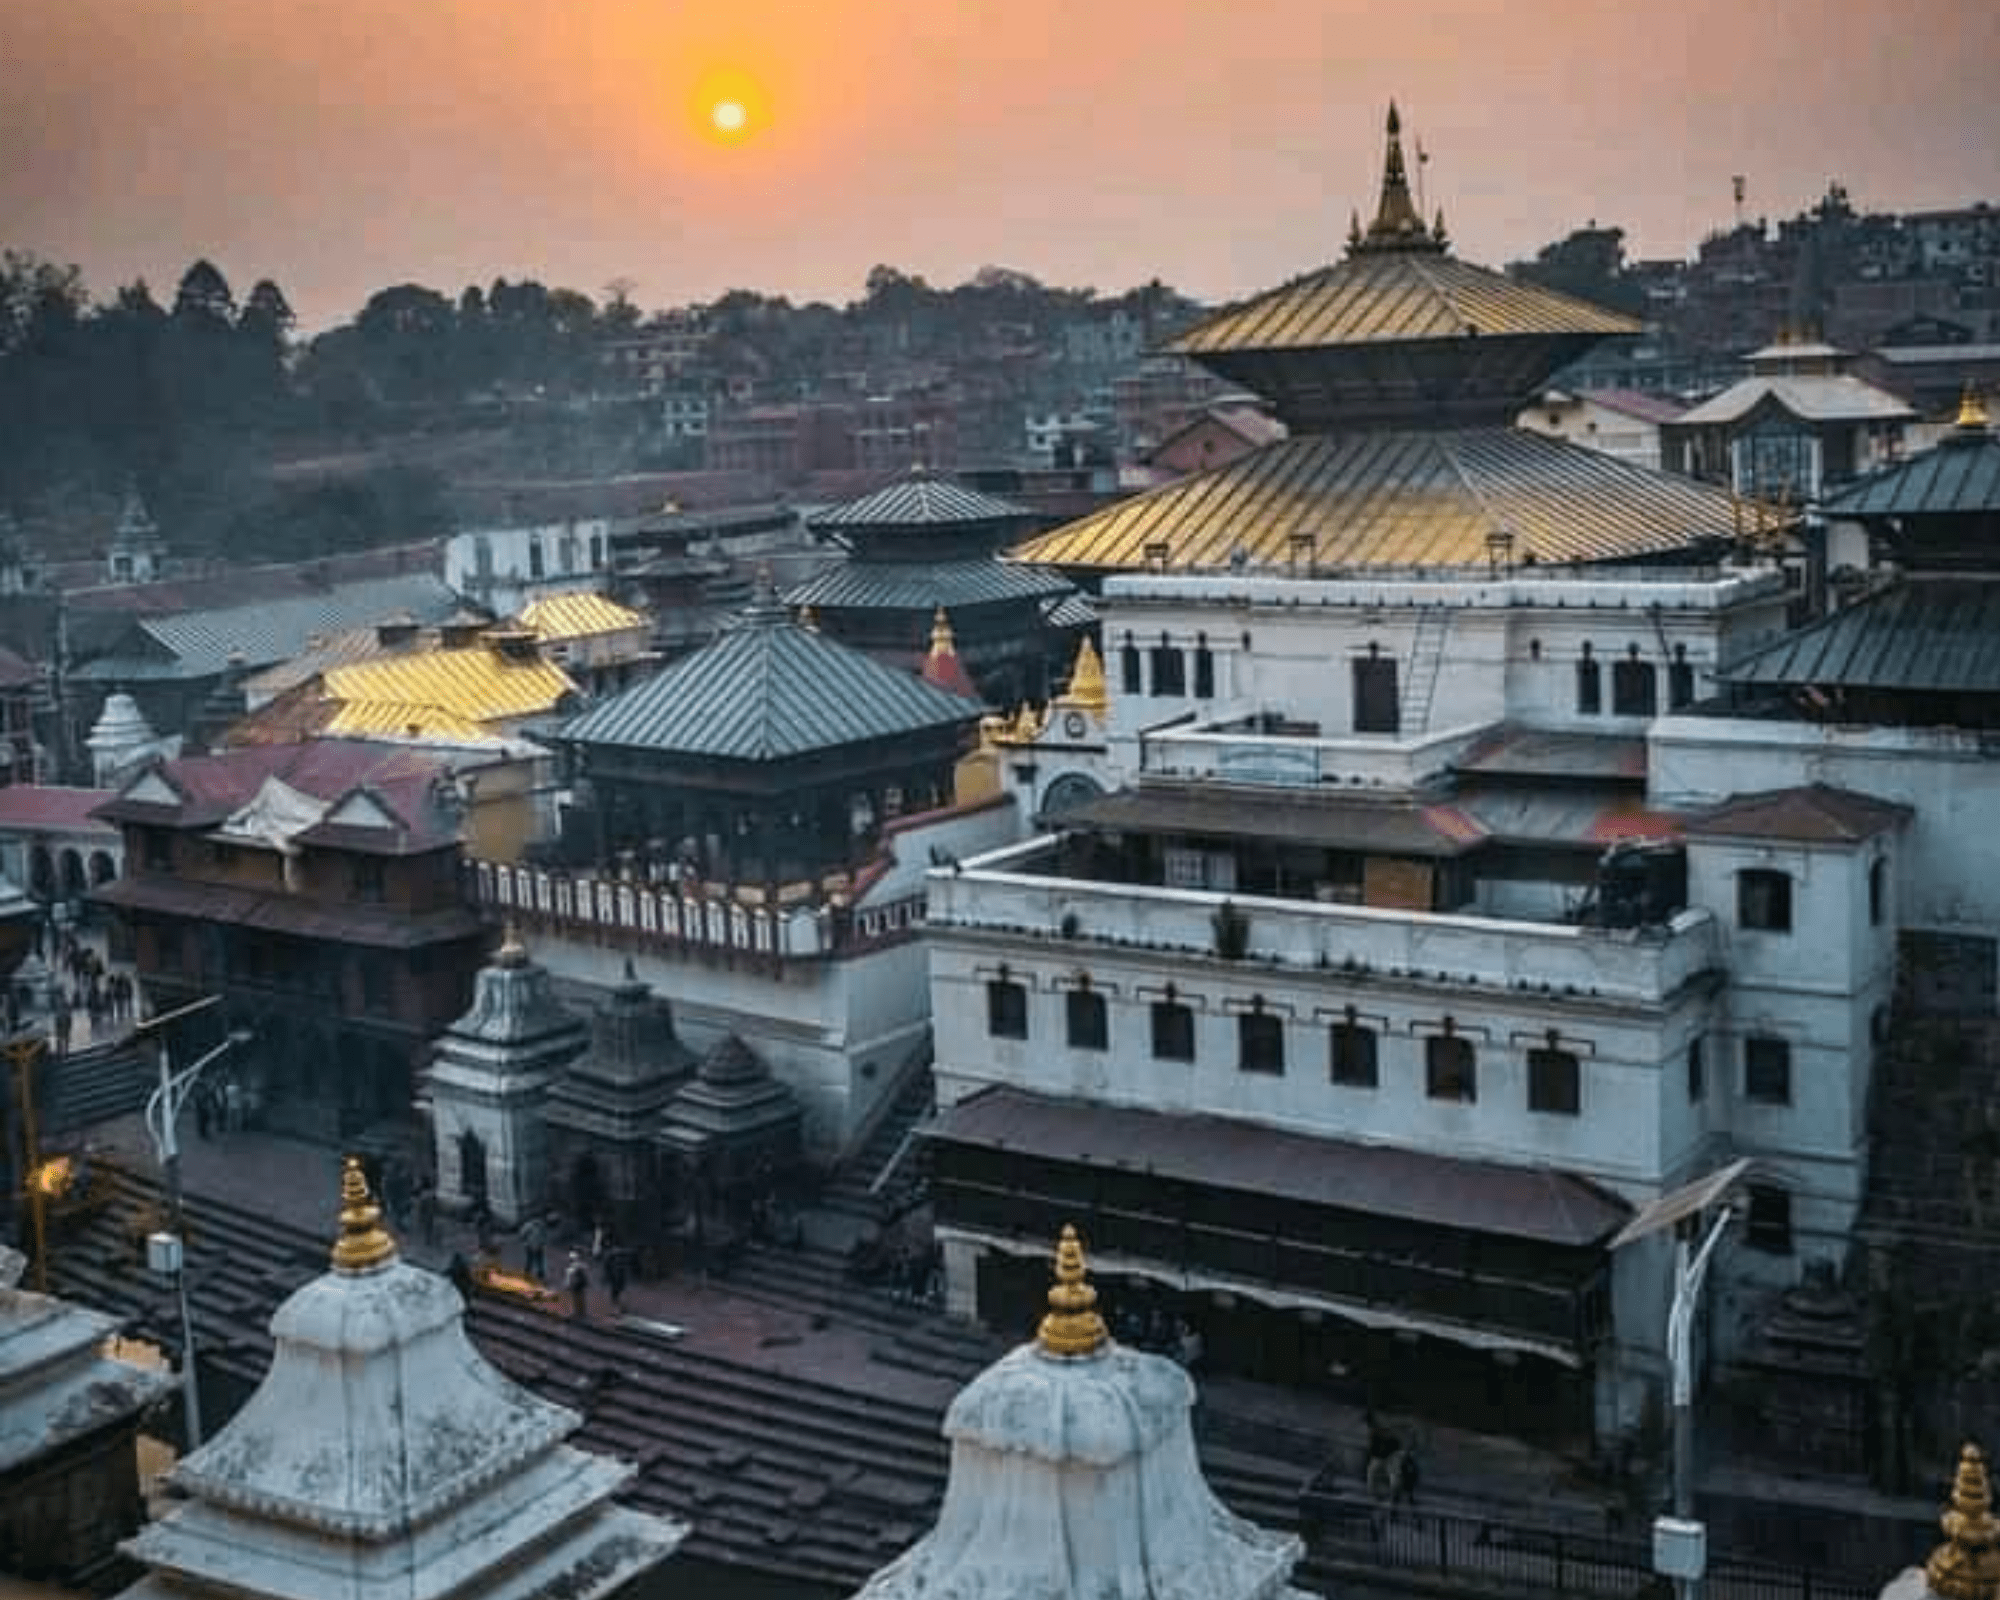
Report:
800,604,820,632
1350,100,1445,257
1929,1444,2000,1600
1036,1224,1108,1357
1959,384,1991,433
1059,634,1107,715
331,1155,397,1273
495,920,528,968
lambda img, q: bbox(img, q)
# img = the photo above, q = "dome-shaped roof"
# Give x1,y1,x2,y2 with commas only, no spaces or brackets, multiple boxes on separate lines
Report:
88,691,157,750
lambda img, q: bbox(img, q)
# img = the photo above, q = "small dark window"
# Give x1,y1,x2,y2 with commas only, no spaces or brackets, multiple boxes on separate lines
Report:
1668,646,1696,710
1688,1037,1706,1102
1066,987,1108,1051
1738,869,1794,932
1576,650,1602,715
1151,999,1195,1062
1612,656,1658,716
1120,639,1142,694
1527,1047,1581,1116
1329,1021,1379,1087
528,539,545,579
987,978,1028,1040
1425,1035,1477,1102
1746,1185,1794,1254
1151,642,1187,696
1238,1009,1284,1075
352,857,386,904
1745,1034,1792,1104
1192,640,1215,699
1352,654,1400,734
142,828,173,871
1869,858,1886,927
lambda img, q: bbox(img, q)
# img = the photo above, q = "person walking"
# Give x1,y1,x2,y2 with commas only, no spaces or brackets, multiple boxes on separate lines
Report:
603,1241,630,1314
564,1250,591,1321
520,1213,547,1282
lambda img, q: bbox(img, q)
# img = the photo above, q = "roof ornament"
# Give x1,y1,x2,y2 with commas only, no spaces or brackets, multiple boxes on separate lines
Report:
1928,1443,2000,1600
1958,384,1990,433
929,606,958,659
330,1155,397,1273
1036,1224,1109,1358
742,561,787,627
1348,101,1447,257
496,920,528,968
1059,634,1107,714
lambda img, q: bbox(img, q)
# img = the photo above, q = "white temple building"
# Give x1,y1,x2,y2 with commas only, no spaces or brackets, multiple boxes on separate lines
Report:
113,1158,685,1600
847,1225,1309,1600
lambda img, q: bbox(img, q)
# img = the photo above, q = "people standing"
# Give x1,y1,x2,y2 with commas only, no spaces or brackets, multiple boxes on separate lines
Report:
603,1241,630,1314
564,1250,591,1320
520,1213,547,1282
1392,1444,1421,1508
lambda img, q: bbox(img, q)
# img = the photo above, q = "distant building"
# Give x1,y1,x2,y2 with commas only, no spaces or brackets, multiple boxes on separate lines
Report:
1139,401,1287,484
1516,387,1687,471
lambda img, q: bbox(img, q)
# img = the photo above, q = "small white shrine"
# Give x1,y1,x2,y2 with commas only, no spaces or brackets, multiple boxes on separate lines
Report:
114,1158,685,1600
847,1225,1310,1600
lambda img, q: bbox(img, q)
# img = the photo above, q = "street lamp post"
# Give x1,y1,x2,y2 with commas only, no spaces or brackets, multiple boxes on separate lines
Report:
1667,1206,1734,1600
139,1000,250,1452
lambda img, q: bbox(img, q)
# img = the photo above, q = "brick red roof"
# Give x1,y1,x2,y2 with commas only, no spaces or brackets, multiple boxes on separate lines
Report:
1683,782,1911,844
0,785,120,835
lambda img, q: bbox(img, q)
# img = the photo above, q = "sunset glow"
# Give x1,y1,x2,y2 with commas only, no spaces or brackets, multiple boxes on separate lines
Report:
711,99,748,136
694,67,765,146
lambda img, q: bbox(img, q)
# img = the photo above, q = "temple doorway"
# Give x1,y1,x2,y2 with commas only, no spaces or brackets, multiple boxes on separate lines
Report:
458,1130,489,1209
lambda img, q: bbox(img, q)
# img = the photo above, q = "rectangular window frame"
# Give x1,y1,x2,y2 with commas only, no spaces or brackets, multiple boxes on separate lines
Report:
986,978,1029,1040
1744,1034,1792,1105
1150,999,1195,1063
1425,1034,1477,1103
1526,1047,1581,1116
1150,643,1187,697
1611,658,1658,716
1746,1184,1794,1254
1237,1011,1285,1076
1576,655,1602,715
1738,869,1794,933
1328,1022,1380,1088
1065,987,1108,1052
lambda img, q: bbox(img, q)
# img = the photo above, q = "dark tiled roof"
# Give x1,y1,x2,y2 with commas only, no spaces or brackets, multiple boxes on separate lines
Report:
558,599,984,762
927,1086,1630,1249
1821,427,2000,517
784,558,1072,612
807,469,1030,532
1453,727,1648,782
1008,429,1742,573
93,874,484,946
1721,579,2000,693
0,785,119,834
1170,253,1639,356
1071,782,1487,857
1682,783,1911,844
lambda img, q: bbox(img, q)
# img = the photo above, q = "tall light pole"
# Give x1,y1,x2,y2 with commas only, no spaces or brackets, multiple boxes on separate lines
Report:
138,995,250,1451
1611,1158,1752,1600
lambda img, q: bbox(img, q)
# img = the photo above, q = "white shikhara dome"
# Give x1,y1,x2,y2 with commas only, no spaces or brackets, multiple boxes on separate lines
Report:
849,1226,1310,1600
115,1159,685,1600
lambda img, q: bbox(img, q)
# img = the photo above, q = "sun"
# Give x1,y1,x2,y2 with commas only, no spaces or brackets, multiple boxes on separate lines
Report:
710,99,748,136
694,69,765,144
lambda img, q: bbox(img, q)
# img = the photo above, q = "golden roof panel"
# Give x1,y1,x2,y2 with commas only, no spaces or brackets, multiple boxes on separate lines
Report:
514,591,648,642
1171,251,1640,357
323,700,496,743
325,647,576,727
1008,428,1745,573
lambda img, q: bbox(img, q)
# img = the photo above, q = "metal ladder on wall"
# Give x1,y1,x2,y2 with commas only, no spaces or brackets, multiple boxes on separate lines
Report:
1399,606,1452,735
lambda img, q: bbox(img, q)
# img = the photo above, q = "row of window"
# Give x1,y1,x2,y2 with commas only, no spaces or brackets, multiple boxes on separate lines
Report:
1574,645,1697,717
991,979,1806,1111
1119,638,1216,700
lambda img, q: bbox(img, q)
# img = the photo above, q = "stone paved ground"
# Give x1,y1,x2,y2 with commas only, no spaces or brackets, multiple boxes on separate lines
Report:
82,1113,1631,1529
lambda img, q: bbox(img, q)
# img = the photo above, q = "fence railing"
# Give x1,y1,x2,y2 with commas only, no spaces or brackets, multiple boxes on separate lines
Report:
1299,1478,1873,1600
463,859,927,960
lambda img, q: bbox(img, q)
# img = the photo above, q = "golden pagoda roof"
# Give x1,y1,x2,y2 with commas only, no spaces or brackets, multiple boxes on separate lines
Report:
324,647,577,729
1010,427,1746,573
323,700,495,743
514,591,648,642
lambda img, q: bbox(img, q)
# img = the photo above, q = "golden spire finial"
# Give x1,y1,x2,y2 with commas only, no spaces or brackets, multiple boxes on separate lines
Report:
1350,100,1443,257
1929,1444,2000,1600
496,920,528,967
1036,1224,1108,1357
1958,384,1990,432
1059,634,1107,714
331,1155,397,1273
929,606,957,658
800,604,820,631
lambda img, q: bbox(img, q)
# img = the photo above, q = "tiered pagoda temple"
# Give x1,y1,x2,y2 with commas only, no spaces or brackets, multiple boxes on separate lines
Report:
551,570,987,888
791,466,1080,702
1013,104,1750,577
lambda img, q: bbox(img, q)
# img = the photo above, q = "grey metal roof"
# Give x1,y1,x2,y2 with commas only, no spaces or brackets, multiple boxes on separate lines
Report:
1821,427,2000,518
1010,427,1744,572
72,575,463,683
1070,782,1487,857
1672,376,1914,428
1040,591,1098,630
558,596,984,761
807,470,1030,532
1721,578,2000,693
784,558,1073,612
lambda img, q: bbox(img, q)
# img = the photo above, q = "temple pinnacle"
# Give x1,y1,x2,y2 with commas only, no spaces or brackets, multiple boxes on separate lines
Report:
331,1155,397,1273
1036,1224,1108,1357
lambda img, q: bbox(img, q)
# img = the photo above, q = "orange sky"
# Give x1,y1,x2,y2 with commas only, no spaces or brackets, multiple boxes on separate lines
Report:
5,0,1997,329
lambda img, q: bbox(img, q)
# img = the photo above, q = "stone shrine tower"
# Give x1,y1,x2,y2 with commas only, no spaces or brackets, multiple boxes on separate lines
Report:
542,960,696,1238
846,1226,1309,1600
107,487,167,586
114,1160,685,1600
426,927,587,1223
